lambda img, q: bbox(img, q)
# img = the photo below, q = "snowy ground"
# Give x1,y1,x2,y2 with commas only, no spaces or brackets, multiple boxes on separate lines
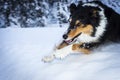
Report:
0,26,120,80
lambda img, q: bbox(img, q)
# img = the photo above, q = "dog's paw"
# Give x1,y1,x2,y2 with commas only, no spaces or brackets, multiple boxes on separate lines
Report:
42,55,55,62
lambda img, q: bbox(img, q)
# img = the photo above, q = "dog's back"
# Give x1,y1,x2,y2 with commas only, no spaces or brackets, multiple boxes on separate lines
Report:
92,1,120,42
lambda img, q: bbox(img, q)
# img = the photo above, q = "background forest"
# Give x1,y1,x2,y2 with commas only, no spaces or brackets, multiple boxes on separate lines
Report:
0,0,120,28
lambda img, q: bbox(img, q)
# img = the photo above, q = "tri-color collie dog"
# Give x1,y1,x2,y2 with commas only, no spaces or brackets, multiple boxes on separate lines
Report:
42,1,120,62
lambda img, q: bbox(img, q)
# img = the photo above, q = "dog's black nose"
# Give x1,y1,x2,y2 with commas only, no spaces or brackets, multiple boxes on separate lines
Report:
63,34,68,39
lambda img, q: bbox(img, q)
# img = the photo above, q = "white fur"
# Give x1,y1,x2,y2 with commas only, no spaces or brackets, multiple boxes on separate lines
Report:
53,44,73,59
42,44,73,62
42,55,55,62
83,3,99,7
78,3,107,43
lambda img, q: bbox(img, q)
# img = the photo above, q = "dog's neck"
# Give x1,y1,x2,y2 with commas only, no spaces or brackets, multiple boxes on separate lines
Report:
77,3,107,43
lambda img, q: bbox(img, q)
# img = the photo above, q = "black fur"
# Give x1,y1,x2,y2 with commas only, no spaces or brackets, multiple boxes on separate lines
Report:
91,1,120,43
69,2,101,36
68,1,120,49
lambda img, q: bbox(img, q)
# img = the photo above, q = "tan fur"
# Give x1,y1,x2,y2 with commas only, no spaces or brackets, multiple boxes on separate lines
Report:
68,24,93,39
75,20,80,25
57,41,68,49
57,24,93,54
72,43,91,54
93,10,98,17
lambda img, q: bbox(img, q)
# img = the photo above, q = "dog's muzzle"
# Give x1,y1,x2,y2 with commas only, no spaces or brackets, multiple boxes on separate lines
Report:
63,32,82,44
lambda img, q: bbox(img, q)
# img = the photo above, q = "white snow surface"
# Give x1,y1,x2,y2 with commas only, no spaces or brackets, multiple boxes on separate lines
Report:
0,26,120,80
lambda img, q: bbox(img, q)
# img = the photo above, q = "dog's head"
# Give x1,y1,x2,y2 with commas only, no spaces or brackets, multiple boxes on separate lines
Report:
63,2,102,44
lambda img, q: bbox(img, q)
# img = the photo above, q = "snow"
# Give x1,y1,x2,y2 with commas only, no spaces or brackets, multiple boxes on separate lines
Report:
0,26,120,80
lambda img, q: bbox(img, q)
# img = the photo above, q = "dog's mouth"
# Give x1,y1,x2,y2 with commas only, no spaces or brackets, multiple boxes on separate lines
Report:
65,38,75,44
64,32,82,44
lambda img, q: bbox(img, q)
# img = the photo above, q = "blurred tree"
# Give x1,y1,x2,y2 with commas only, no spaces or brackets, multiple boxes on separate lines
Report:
0,0,119,28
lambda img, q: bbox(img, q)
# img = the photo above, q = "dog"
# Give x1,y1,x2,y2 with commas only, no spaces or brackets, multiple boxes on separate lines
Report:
42,1,120,62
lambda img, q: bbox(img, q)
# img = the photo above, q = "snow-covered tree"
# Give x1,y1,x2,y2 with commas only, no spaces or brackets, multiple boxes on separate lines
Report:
0,0,119,28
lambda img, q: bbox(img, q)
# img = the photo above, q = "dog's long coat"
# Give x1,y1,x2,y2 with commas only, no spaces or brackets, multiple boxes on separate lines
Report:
42,1,120,62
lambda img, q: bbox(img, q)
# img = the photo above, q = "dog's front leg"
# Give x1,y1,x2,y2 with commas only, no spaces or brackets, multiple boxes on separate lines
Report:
72,44,91,54
56,41,69,49
54,44,73,59
42,44,73,62
54,42,91,59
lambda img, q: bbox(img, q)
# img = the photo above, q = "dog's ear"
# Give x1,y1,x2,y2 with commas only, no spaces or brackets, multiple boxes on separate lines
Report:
69,3,77,14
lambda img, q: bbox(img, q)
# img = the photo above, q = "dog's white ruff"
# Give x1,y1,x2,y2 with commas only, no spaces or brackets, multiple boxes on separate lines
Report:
79,3,107,43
